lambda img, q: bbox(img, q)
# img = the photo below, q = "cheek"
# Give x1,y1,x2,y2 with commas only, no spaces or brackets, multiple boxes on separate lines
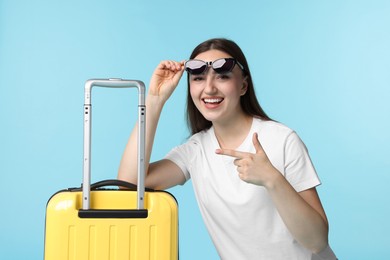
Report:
189,84,200,101
189,85,205,112
189,85,195,98
224,84,243,98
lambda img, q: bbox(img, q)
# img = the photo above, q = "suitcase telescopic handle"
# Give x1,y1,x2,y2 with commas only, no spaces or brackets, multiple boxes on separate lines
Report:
82,78,146,211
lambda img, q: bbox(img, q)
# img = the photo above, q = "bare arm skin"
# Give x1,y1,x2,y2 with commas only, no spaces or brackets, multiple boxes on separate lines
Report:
117,60,186,189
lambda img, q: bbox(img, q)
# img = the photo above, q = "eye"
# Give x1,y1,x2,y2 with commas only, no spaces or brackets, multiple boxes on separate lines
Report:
216,74,230,80
191,75,205,81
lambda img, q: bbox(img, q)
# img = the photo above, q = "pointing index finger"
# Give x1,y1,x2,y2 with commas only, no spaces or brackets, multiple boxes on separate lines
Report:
215,148,246,159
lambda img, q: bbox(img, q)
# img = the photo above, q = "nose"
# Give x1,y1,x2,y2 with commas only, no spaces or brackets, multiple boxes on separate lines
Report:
203,73,217,94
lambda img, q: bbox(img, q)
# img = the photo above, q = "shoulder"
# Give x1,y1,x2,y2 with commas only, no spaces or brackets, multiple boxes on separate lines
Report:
167,128,212,156
255,120,314,167
253,118,309,156
254,118,295,140
187,127,214,145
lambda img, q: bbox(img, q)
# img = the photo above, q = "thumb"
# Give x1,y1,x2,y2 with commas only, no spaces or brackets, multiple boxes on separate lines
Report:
252,132,264,154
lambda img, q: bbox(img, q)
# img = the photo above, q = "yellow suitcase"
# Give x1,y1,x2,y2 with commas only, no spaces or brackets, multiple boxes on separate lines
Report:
44,180,178,260
44,79,178,260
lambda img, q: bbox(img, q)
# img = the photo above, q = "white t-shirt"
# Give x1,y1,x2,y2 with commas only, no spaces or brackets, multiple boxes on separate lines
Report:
165,118,330,260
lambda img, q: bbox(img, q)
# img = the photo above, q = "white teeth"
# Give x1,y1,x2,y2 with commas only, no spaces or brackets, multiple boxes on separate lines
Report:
204,98,223,104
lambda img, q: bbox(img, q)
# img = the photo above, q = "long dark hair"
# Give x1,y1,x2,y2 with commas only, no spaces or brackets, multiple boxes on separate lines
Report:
186,38,271,135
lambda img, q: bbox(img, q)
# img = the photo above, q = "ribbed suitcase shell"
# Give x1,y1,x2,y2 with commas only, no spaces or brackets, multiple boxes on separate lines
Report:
44,189,178,260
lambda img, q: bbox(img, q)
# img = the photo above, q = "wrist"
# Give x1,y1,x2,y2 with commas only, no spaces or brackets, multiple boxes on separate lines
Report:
146,94,166,111
263,166,284,190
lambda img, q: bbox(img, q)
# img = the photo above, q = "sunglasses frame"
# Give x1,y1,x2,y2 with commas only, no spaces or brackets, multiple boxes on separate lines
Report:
185,58,245,75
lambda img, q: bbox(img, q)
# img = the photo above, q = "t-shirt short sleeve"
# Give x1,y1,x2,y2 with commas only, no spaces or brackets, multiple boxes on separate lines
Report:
164,141,196,182
284,131,321,192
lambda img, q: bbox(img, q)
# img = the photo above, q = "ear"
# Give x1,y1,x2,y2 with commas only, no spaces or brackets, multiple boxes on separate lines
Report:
240,76,248,96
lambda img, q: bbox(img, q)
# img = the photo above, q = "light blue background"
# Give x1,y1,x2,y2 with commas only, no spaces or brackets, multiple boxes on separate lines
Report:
1,0,389,259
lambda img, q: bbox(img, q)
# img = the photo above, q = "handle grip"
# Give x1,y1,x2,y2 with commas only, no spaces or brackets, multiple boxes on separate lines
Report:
90,179,154,192
82,78,146,211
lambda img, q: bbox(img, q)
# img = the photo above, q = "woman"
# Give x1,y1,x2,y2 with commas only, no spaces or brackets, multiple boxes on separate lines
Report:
118,38,336,259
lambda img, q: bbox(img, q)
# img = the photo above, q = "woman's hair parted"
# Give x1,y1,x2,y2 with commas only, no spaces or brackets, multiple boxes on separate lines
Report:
186,38,271,135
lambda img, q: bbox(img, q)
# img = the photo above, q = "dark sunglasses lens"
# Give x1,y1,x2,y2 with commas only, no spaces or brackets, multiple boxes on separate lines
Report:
213,58,235,74
185,60,207,75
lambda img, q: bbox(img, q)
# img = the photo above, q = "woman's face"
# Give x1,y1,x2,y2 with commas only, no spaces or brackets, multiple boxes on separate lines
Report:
189,49,248,125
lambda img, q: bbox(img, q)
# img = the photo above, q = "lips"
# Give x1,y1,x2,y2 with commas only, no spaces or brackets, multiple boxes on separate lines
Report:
203,98,223,104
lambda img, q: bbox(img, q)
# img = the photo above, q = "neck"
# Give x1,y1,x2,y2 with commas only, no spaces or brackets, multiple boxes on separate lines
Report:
213,114,253,150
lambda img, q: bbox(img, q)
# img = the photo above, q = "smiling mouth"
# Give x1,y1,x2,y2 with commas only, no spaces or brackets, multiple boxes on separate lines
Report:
203,98,224,104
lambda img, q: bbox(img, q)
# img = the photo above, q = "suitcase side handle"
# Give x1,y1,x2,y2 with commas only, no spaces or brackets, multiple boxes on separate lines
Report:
82,79,146,211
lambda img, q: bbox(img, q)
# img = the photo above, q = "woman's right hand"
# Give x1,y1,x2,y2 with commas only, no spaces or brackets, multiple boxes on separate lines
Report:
148,60,185,102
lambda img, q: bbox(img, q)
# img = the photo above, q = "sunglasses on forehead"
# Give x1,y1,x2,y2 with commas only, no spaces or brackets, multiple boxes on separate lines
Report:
185,58,244,75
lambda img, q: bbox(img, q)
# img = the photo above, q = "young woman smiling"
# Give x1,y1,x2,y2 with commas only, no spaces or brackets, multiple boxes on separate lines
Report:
118,38,337,260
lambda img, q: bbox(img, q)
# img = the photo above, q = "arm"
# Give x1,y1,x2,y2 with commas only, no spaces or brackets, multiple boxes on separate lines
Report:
216,133,329,253
118,60,186,189
266,176,329,253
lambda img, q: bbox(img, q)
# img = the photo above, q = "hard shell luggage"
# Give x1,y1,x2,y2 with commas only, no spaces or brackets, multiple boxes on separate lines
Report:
44,79,178,260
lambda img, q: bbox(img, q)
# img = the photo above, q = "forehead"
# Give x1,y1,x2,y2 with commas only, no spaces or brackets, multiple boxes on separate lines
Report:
193,49,232,61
